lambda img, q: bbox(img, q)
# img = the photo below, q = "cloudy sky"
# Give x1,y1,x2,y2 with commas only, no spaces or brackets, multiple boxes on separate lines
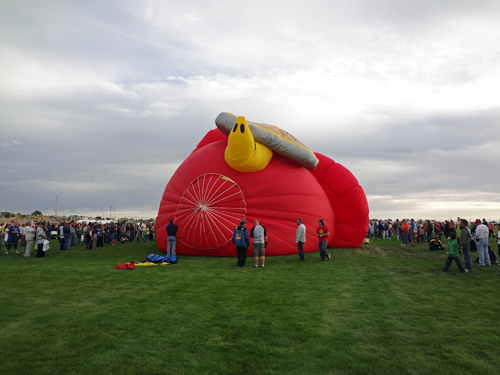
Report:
1,0,499,221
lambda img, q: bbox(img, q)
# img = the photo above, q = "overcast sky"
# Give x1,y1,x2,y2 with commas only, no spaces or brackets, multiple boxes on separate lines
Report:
1,0,499,221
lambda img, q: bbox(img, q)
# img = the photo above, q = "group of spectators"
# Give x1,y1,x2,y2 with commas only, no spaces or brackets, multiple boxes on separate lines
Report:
368,218,500,272
0,220,156,258
368,218,497,245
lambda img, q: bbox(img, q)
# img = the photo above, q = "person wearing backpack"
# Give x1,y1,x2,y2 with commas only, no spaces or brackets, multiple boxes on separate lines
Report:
233,219,250,267
459,219,473,272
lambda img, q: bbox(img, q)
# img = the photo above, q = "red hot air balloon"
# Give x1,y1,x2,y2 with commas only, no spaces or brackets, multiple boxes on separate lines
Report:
156,120,369,256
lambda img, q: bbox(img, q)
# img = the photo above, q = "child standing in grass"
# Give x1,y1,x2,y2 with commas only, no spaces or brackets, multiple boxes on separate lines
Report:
443,233,467,273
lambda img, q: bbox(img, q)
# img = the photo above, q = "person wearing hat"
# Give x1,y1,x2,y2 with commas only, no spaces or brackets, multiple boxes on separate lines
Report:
474,219,491,266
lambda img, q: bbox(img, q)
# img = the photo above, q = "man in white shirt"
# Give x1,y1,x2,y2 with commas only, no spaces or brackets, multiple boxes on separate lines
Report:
296,218,306,261
493,224,500,260
474,219,491,266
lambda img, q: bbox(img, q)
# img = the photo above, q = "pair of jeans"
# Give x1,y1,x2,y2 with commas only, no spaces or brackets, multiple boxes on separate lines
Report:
402,231,409,245
166,236,177,256
297,241,304,260
443,256,466,272
462,242,472,271
236,246,247,267
70,233,76,247
319,241,329,260
477,238,491,266
65,235,71,250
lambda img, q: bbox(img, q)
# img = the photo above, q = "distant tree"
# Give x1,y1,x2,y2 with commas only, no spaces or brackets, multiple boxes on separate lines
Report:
31,210,43,216
4,212,12,218
95,216,102,220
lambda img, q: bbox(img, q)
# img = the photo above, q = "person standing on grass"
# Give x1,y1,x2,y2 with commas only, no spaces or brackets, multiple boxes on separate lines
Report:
400,219,409,246
493,224,500,256
377,221,384,239
76,225,83,246
63,222,71,251
435,222,442,241
24,224,36,257
410,219,418,247
250,220,267,268
233,219,250,267
488,222,494,238
475,219,491,266
443,233,467,273
109,221,117,246
36,222,47,258
165,220,178,257
426,220,433,243
316,219,331,261
296,218,306,261
459,219,473,272
5,221,21,254
69,221,76,247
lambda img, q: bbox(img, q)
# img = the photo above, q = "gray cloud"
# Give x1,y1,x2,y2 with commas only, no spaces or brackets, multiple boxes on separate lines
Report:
1,0,500,220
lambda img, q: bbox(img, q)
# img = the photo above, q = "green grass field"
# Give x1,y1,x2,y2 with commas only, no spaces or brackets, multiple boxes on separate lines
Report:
1,236,499,375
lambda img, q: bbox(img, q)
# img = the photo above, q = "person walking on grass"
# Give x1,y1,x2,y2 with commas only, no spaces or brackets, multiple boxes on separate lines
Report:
165,220,178,257
459,219,473,272
474,219,491,267
443,233,467,273
250,220,267,268
296,218,306,261
233,219,250,267
316,219,331,261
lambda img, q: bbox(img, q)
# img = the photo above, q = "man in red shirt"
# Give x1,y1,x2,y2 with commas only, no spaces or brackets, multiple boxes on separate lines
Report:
316,219,331,261
488,222,494,238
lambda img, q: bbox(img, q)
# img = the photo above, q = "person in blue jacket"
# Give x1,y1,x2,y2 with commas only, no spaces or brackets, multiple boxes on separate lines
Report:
233,219,250,267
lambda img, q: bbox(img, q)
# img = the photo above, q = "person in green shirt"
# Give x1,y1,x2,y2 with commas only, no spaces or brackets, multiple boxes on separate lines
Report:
443,233,467,273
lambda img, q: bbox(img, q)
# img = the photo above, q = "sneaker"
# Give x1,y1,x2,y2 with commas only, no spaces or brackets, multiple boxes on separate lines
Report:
327,254,331,260
254,265,258,268
261,265,265,268
464,269,469,273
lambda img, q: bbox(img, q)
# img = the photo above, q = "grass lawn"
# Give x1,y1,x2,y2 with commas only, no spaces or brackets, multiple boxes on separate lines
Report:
1,236,499,375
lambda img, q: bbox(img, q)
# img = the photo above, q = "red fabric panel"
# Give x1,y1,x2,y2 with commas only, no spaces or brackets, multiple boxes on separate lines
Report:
193,129,227,153
309,153,369,248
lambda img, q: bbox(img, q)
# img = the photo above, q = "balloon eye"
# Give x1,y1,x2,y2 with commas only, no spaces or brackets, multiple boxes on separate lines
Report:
232,124,238,132
240,124,245,133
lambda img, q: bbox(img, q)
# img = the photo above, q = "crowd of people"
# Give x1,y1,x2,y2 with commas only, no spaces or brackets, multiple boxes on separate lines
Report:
3,216,499,275
0,220,156,258
368,218,497,244
368,218,500,272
